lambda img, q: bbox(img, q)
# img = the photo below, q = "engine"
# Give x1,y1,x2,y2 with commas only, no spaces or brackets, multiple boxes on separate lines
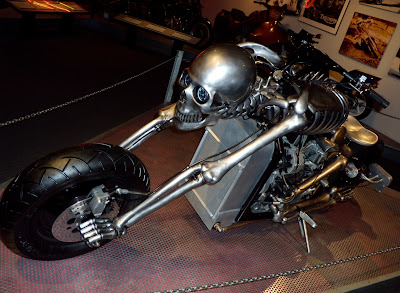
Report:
251,134,334,214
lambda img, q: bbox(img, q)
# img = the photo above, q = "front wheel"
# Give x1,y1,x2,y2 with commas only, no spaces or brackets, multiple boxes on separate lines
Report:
0,143,150,260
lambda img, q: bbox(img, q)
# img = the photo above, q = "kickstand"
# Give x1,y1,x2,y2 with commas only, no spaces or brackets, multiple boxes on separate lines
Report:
298,211,317,253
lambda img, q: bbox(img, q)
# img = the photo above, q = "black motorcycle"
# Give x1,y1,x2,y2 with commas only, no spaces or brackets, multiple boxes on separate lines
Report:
270,29,388,120
125,0,213,48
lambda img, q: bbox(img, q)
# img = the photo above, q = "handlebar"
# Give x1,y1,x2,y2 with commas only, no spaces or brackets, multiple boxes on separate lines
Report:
254,1,268,7
287,29,320,45
341,72,389,108
364,88,390,108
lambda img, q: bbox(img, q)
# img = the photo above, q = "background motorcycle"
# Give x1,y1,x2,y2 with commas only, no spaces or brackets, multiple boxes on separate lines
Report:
127,0,213,48
0,30,392,260
213,1,286,45
211,0,379,122
102,0,213,48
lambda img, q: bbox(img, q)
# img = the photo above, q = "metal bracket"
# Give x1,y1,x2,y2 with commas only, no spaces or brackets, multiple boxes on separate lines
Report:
298,211,317,253
88,184,110,217
165,50,184,104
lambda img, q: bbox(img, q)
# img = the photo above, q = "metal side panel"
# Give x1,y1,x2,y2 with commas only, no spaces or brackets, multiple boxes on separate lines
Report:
185,118,274,230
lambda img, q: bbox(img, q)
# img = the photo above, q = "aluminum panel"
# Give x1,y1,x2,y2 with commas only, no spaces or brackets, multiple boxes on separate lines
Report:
185,117,274,230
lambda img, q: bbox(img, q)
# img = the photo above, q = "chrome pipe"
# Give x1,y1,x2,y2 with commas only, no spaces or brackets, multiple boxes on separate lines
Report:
283,154,348,203
238,42,284,67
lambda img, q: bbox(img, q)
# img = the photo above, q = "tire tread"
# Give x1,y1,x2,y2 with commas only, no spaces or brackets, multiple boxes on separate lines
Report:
0,143,150,260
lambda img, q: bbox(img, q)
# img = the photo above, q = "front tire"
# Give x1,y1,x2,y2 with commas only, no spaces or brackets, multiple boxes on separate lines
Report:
0,143,150,260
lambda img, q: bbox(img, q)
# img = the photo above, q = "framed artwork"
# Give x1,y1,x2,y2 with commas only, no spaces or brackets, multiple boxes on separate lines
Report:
299,0,350,34
389,48,400,79
360,1,400,14
338,12,397,68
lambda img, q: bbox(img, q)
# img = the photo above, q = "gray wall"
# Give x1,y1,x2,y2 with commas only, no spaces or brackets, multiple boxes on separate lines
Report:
201,0,400,143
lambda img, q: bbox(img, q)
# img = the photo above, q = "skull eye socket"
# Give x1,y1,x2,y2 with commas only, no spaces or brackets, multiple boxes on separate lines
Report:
194,86,210,104
179,70,191,87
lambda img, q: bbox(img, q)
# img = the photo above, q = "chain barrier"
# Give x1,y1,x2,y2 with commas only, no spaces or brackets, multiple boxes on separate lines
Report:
2,62,399,128
0,57,175,128
154,245,400,293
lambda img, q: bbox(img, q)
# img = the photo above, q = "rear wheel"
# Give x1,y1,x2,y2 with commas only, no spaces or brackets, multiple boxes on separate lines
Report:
0,143,150,260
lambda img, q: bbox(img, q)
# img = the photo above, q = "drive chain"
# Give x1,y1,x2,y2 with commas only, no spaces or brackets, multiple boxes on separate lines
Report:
0,57,174,128
154,245,400,293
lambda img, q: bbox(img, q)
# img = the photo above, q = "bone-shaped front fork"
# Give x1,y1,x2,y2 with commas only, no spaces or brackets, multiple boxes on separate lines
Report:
123,111,306,226
79,113,308,247
119,103,177,151
80,90,310,246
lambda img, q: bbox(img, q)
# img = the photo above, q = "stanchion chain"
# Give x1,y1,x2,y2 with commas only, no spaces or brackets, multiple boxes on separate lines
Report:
154,245,400,293
0,57,175,128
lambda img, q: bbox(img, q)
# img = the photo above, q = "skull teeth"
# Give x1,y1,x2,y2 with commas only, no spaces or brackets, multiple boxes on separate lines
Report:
175,109,204,123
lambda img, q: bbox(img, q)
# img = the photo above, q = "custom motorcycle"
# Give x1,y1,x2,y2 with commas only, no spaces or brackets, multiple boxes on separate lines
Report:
0,30,392,260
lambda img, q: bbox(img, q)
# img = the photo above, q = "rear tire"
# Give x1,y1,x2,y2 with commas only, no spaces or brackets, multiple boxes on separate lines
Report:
0,143,150,260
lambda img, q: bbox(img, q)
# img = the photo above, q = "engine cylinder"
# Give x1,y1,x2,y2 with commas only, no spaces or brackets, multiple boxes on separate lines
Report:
301,83,349,135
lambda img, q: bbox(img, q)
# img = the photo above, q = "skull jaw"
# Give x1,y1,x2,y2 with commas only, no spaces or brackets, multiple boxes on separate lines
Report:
174,112,219,131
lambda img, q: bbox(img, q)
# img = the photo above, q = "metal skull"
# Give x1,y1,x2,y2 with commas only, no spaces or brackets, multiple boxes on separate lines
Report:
174,44,257,130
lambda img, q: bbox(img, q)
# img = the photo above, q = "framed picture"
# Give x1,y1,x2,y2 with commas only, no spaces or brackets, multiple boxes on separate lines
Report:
389,48,400,79
360,1,400,14
299,0,350,34
338,12,397,68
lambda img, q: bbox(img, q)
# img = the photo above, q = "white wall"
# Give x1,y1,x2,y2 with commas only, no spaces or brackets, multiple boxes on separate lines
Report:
201,0,400,144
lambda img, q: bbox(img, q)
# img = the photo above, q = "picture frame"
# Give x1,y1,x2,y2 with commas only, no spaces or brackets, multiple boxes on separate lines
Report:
389,48,400,79
299,0,351,34
360,1,400,14
338,12,397,68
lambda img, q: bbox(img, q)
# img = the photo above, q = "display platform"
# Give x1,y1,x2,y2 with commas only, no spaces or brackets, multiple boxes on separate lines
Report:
114,14,200,46
1,110,400,293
